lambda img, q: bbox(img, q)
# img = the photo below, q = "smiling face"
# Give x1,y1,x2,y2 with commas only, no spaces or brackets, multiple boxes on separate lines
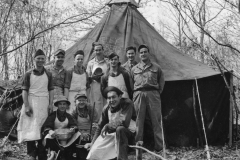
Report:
107,91,121,108
94,45,103,57
126,49,136,62
54,53,65,67
139,47,150,62
34,55,46,68
74,54,84,67
110,56,119,68
75,97,87,108
58,101,68,112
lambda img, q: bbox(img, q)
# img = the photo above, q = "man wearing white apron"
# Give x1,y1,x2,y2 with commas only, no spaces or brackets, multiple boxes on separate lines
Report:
68,50,90,114
71,93,98,140
42,95,80,160
45,49,70,111
101,52,133,100
17,49,54,160
86,42,108,120
85,86,136,160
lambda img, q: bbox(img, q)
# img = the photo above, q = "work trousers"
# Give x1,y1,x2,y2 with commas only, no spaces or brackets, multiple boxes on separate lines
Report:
133,90,163,151
27,140,47,160
116,126,135,160
45,138,79,159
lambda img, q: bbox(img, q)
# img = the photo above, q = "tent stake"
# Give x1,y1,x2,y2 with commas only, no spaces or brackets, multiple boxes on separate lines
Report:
195,78,211,160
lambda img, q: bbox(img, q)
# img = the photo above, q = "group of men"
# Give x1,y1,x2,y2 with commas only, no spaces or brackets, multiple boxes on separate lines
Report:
17,42,165,160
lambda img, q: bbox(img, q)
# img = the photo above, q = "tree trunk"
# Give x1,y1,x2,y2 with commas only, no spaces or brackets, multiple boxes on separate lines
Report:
2,33,9,80
199,0,206,63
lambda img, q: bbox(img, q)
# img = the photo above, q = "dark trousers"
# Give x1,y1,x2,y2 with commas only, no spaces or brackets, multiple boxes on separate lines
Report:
46,138,79,159
27,140,47,160
115,126,134,160
133,90,164,151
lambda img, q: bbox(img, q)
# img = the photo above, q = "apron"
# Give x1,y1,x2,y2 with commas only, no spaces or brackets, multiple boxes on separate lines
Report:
17,72,49,143
43,112,81,147
53,86,64,111
54,112,68,129
88,64,108,120
108,74,129,98
77,113,91,130
77,113,92,142
68,72,87,114
87,109,136,159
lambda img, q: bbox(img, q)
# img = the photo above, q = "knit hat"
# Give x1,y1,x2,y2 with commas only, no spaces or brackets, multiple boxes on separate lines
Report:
108,52,119,60
33,49,45,58
53,49,65,56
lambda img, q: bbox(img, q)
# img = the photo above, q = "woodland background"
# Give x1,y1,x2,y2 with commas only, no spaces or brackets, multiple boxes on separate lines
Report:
2,1,240,159
1,0,240,102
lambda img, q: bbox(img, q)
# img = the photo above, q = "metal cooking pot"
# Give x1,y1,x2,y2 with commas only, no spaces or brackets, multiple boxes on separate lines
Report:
55,128,74,141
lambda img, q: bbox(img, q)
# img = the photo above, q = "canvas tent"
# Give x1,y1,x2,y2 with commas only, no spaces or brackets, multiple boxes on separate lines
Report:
64,0,231,147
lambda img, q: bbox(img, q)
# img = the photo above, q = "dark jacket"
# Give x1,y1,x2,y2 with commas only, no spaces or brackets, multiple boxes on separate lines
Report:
92,98,136,144
41,110,78,136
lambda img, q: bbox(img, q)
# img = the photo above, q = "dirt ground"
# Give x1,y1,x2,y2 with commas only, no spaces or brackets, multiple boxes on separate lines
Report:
1,137,240,160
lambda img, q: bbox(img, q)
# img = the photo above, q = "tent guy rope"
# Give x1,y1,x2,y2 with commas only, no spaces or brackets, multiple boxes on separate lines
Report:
128,144,167,160
195,78,211,160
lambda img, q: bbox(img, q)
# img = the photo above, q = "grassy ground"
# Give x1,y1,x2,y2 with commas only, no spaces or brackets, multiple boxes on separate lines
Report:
1,137,240,160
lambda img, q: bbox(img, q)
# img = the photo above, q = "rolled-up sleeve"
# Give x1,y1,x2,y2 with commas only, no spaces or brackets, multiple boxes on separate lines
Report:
46,71,54,91
86,61,92,77
64,70,71,89
21,72,31,91
92,106,109,143
119,100,133,128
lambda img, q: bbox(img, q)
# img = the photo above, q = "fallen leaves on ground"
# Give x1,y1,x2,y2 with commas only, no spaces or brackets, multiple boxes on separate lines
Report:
1,138,240,160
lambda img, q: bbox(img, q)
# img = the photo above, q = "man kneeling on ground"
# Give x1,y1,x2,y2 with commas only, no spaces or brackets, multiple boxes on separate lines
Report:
85,86,136,160
41,95,80,160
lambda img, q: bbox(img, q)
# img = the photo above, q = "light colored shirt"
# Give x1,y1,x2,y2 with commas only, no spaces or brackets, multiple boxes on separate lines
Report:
131,61,165,93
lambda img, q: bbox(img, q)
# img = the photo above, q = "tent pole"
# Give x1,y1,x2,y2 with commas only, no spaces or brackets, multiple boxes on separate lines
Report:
192,84,203,147
229,71,233,146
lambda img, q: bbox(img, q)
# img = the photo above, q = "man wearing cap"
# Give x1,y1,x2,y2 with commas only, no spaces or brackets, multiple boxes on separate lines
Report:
41,95,80,160
85,86,136,160
101,52,133,99
131,44,165,153
71,93,98,138
45,49,70,111
17,49,54,160
86,42,108,120
122,46,138,73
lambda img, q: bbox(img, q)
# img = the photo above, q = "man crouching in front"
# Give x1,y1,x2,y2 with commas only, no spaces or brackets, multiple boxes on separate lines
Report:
85,86,136,160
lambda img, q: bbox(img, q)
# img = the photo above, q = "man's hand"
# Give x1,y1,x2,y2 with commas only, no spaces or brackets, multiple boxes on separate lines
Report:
49,130,57,138
100,124,116,138
69,127,76,132
91,73,104,83
25,105,32,117
84,143,92,150
100,124,108,138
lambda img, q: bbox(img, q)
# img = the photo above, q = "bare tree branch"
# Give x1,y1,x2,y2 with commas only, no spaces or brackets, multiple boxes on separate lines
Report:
0,2,110,56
